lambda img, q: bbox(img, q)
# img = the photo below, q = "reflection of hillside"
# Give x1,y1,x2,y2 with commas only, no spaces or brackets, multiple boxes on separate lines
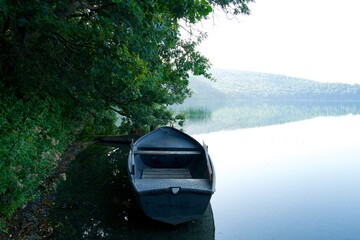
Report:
183,100,360,134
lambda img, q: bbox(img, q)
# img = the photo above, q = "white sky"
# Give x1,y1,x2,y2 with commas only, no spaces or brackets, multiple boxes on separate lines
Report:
197,0,360,84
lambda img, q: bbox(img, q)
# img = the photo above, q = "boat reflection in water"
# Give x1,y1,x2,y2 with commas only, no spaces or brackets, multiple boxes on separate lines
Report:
49,142,215,240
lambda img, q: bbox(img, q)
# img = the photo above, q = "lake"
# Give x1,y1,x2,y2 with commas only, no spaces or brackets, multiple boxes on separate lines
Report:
183,101,360,240
191,115,360,240
50,101,360,239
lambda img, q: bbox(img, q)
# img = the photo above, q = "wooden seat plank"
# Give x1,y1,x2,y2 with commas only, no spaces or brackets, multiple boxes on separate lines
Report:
142,168,192,179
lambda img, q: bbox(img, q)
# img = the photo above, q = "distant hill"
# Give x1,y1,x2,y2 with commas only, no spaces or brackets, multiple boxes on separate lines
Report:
188,68,360,101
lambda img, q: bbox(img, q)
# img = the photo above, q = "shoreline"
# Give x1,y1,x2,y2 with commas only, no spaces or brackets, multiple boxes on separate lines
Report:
1,141,93,239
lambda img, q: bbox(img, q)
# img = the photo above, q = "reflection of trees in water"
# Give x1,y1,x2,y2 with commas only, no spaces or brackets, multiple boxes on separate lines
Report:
183,100,360,134
50,144,215,239
183,107,212,122
50,144,135,239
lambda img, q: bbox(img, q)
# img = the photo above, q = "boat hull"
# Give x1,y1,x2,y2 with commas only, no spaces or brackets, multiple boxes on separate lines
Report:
128,127,215,225
137,189,212,225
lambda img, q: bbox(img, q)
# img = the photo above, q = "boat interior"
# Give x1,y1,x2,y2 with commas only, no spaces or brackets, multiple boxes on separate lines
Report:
132,147,210,180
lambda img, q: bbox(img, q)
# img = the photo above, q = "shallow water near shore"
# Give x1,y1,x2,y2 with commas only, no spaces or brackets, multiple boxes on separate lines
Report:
49,143,214,240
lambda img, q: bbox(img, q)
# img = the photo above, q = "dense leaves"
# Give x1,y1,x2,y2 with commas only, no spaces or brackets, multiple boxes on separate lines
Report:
1,0,253,130
0,0,252,228
0,93,80,228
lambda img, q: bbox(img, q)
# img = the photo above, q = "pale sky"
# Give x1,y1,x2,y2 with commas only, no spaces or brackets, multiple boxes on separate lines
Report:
197,0,360,84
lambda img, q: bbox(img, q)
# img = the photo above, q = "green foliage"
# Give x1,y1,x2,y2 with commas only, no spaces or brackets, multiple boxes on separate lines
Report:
0,0,253,132
0,93,78,220
0,0,253,230
79,111,118,140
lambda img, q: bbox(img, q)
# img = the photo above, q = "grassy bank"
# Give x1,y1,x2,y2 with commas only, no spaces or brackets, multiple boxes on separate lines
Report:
0,93,114,234
0,140,92,239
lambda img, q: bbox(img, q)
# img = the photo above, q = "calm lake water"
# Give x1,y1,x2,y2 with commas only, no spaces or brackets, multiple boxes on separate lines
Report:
50,101,360,239
190,115,360,240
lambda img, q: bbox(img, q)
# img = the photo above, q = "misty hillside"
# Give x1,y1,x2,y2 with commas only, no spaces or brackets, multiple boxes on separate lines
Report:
189,68,360,101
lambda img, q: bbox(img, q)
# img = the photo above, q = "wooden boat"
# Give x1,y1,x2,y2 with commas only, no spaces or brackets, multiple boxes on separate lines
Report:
128,126,215,225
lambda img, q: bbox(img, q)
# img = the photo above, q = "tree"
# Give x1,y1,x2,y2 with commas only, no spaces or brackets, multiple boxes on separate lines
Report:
1,0,253,131
1,0,254,228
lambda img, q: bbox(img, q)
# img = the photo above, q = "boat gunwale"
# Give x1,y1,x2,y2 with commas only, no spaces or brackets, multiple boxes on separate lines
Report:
127,126,216,225
134,150,202,155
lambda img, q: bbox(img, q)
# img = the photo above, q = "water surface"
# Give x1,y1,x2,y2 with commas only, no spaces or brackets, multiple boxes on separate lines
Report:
51,101,360,239
192,115,360,240
179,100,360,134
50,144,214,239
